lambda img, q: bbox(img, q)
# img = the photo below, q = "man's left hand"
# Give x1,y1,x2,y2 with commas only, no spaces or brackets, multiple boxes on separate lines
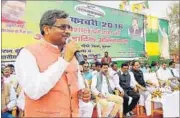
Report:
119,91,124,97
79,88,91,103
140,86,147,91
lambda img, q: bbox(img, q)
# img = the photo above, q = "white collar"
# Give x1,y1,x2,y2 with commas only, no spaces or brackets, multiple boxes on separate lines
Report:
111,69,117,73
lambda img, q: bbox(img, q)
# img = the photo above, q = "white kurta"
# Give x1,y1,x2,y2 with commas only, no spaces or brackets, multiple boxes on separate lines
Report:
79,100,94,117
156,67,173,81
140,72,160,116
91,73,116,96
91,73,116,117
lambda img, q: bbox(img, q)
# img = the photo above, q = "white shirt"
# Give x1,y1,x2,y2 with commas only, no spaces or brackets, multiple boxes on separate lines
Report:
110,69,124,93
91,73,115,96
170,68,179,78
109,68,117,77
101,75,110,97
15,47,85,100
175,64,180,69
156,67,174,81
2,84,16,111
143,72,159,86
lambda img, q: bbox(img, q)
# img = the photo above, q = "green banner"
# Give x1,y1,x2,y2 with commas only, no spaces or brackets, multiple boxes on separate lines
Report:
2,1,145,62
146,29,158,42
145,16,159,42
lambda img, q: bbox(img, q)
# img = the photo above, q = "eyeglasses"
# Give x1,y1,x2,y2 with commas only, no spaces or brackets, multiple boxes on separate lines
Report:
52,24,73,31
83,66,89,68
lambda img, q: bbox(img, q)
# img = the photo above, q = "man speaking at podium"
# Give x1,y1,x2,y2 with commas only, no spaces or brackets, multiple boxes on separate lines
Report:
15,9,90,117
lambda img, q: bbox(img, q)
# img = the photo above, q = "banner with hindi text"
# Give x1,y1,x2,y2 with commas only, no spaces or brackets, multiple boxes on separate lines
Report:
2,1,145,62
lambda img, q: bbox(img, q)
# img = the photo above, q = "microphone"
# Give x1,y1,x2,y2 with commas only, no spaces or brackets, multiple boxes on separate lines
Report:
66,38,85,65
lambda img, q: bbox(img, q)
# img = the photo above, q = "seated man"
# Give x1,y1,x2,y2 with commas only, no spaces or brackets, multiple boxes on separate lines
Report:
144,72,159,92
157,62,179,90
1,75,16,118
144,72,178,117
91,63,123,117
131,61,151,115
117,63,140,116
79,62,94,117
2,66,18,94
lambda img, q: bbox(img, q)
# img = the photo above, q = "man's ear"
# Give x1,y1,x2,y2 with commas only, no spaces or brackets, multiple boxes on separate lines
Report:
43,25,50,35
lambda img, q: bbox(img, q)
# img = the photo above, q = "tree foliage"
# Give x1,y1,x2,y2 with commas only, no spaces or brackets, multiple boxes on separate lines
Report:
167,2,179,53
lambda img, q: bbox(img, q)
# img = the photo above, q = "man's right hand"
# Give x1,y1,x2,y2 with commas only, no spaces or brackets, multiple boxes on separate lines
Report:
119,91,124,97
133,87,138,92
63,40,80,62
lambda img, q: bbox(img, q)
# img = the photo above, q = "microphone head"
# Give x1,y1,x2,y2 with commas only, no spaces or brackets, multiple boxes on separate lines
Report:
66,38,71,44
61,38,71,53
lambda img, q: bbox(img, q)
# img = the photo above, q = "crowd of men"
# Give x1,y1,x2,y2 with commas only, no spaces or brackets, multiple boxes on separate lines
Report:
1,51,180,117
